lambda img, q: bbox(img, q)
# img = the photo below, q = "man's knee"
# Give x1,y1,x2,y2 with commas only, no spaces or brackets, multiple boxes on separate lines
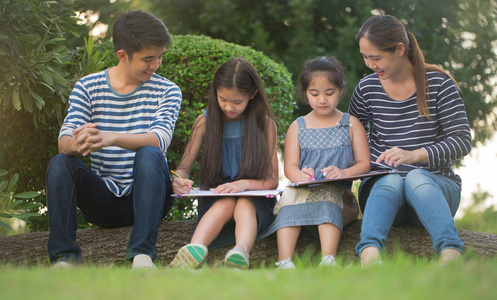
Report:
136,145,161,156
47,153,79,178
134,146,167,172
49,153,74,166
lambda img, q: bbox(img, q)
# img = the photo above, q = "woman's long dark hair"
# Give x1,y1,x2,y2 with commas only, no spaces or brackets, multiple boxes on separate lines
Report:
200,58,275,189
356,15,458,118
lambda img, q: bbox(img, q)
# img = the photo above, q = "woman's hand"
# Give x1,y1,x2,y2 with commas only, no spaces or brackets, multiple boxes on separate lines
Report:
377,147,427,167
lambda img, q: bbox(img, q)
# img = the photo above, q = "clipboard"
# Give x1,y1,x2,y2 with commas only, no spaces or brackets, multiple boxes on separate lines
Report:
288,170,397,188
172,189,283,198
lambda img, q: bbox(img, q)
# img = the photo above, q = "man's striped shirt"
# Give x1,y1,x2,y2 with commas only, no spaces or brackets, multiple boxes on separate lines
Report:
348,71,472,188
59,69,182,196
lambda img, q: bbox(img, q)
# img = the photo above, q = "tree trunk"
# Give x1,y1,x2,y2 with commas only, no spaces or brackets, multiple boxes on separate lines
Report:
1,219,496,267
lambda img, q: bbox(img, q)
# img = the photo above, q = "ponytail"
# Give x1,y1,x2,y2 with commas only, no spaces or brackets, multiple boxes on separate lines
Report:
406,31,430,118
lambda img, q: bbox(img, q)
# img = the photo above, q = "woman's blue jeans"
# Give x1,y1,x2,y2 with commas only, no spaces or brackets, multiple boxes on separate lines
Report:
46,146,174,263
355,169,463,256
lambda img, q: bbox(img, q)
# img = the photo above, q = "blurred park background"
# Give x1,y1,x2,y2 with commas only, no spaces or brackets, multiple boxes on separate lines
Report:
1,0,496,236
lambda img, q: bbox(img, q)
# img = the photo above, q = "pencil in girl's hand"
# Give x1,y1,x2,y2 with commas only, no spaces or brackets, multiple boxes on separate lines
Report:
170,170,198,193
303,165,315,181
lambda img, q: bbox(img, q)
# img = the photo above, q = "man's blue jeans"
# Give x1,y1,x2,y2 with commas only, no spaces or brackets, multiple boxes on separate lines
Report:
355,169,463,256
46,146,174,263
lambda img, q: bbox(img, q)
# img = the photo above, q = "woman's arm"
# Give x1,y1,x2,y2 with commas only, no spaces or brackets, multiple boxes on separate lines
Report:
423,77,472,167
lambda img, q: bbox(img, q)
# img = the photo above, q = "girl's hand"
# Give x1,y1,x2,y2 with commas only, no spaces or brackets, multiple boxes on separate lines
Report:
301,167,315,182
172,176,193,194
320,166,345,179
377,147,422,167
212,180,249,194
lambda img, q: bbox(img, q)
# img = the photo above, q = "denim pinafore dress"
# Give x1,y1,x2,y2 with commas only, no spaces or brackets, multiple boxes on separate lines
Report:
260,113,354,241
194,111,276,249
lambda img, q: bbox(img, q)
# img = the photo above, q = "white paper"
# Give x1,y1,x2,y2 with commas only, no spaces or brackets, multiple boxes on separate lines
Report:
173,189,283,198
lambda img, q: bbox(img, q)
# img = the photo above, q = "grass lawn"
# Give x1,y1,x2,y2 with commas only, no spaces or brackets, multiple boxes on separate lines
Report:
1,253,496,300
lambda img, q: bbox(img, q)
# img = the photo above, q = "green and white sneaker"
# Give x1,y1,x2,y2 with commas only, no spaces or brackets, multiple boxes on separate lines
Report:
169,243,208,269
224,248,250,269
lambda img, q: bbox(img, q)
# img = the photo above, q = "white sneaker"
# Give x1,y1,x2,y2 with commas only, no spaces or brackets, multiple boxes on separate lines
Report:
52,261,72,269
132,254,156,269
319,254,338,268
275,258,296,270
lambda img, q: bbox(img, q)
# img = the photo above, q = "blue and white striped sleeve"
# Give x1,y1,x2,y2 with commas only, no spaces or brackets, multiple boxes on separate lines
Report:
58,80,92,140
150,83,182,152
423,78,472,168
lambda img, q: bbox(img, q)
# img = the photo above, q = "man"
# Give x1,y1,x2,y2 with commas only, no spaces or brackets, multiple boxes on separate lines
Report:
46,10,181,268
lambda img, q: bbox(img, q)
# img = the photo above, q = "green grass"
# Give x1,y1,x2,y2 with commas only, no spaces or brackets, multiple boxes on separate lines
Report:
2,253,496,300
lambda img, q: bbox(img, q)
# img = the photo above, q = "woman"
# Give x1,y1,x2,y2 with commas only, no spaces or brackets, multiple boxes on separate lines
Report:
348,15,472,267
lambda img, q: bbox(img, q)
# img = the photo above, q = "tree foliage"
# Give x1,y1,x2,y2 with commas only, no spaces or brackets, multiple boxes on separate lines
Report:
0,0,82,125
147,0,497,145
370,0,497,146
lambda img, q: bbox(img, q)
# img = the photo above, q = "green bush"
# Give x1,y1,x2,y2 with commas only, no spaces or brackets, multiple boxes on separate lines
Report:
0,170,41,235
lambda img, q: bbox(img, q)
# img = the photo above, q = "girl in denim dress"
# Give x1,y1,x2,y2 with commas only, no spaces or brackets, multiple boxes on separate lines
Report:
169,58,278,269
264,57,370,269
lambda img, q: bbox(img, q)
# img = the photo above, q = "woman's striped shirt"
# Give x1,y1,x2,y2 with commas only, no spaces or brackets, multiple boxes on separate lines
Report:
59,69,182,196
348,71,472,188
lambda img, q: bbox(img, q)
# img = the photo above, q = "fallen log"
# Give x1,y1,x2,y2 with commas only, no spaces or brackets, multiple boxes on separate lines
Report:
0,219,495,267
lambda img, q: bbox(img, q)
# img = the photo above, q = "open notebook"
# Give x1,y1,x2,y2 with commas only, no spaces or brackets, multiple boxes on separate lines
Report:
172,189,283,198
172,170,396,197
